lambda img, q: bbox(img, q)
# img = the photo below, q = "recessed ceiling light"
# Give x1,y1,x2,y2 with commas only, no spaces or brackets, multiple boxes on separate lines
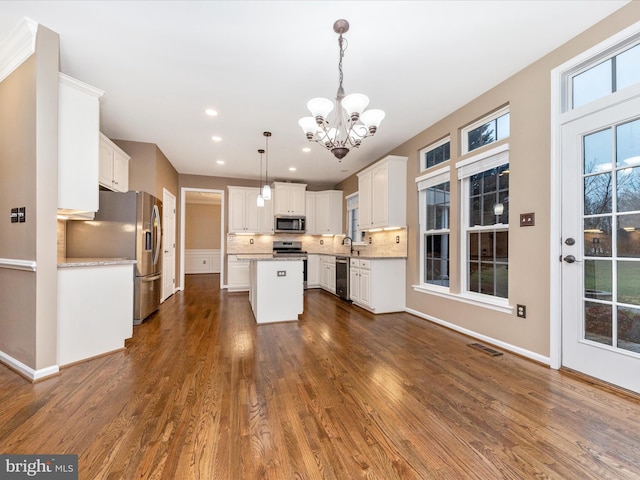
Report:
216,160,225,165
211,136,222,142
289,167,297,172
205,109,218,116
302,147,311,152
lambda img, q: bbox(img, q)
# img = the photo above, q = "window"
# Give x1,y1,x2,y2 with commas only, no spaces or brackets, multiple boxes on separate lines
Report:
462,107,510,154
346,193,363,243
457,144,509,300
417,167,450,288
420,137,450,170
572,43,640,109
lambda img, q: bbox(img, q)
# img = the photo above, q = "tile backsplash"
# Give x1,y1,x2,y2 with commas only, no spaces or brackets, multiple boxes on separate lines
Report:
226,228,407,258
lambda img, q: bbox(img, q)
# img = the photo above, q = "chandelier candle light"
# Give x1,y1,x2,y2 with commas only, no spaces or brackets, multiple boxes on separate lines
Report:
298,19,385,160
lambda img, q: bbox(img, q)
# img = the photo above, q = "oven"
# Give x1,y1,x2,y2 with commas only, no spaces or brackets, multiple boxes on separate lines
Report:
272,241,308,288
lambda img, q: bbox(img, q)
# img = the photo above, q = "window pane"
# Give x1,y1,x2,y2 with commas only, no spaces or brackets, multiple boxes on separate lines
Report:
618,306,640,353
617,167,640,213
467,121,496,152
584,217,612,257
583,128,612,174
424,233,450,286
617,261,640,305
616,44,640,92
618,215,640,256
616,119,640,168
495,264,509,298
496,113,510,141
573,59,612,109
584,259,612,300
425,182,450,230
584,301,612,345
424,141,451,169
495,231,508,262
584,173,613,215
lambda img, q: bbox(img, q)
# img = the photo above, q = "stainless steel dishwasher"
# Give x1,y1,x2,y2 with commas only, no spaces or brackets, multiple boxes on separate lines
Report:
335,256,350,301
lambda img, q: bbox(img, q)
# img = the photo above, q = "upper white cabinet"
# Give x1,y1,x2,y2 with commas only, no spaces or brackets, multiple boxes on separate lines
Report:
306,190,343,235
228,186,261,233
228,186,274,234
273,182,306,216
58,73,104,214
357,155,407,230
99,132,130,192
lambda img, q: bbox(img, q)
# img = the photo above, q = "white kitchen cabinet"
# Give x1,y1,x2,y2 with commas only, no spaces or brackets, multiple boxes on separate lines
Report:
320,255,336,294
357,155,407,230
349,258,405,313
307,254,321,288
227,255,251,291
306,190,343,235
249,259,303,323
273,182,306,216
58,73,104,215
228,187,261,233
99,132,130,192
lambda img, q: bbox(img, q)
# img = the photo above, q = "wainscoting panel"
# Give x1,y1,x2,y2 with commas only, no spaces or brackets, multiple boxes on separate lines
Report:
185,249,221,274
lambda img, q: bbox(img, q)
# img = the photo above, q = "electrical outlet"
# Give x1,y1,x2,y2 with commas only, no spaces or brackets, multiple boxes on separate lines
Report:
277,270,286,277
249,238,254,244
368,237,372,244
517,304,527,318
320,239,324,245
395,236,400,244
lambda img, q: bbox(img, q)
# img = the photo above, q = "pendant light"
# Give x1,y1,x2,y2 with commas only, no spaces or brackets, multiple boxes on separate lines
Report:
262,131,272,200
257,148,265,207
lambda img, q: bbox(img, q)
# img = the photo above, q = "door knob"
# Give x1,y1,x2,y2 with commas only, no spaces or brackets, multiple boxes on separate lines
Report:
564,238,576,246
563,255,577,263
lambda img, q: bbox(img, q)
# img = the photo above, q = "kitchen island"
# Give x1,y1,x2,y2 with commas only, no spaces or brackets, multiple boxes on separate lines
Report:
237,255,304,324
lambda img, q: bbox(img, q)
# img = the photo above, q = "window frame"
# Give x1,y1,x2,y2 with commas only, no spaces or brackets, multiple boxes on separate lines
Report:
419,136,451,171
457,143,510,307
345,192,365,244
461,106,510,155
416,166,451,292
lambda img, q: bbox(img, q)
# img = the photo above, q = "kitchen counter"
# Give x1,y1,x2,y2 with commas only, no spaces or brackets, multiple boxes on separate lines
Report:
57,257,136,268
235,254,306,261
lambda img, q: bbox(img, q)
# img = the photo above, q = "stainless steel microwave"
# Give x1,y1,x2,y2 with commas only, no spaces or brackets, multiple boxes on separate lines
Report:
274,215,306,233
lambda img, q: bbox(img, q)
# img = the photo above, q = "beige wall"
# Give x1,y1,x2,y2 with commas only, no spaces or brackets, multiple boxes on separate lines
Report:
185,203,221,249
0,25,60,371
333,2,640,359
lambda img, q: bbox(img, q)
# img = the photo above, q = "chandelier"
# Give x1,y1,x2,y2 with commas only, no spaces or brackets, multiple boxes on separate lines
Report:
298,19,385,160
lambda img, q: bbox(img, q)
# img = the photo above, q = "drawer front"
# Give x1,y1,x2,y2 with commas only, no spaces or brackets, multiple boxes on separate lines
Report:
359,259,371,269
350,258,359,267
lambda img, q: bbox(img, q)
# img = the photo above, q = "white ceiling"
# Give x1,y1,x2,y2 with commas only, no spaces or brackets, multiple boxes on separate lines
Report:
0,1,630,187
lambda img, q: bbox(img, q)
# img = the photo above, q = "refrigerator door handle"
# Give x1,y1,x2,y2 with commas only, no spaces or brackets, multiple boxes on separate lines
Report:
151,204,162,267
142,274,162,282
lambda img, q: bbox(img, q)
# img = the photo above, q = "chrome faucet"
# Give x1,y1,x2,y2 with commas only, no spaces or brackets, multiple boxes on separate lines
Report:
342,236,354,256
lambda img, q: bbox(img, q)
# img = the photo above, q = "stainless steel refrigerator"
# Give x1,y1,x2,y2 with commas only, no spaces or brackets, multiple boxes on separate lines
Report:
66,191,162,324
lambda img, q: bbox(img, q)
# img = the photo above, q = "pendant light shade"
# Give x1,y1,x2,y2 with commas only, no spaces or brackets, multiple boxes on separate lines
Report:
262,131,272,200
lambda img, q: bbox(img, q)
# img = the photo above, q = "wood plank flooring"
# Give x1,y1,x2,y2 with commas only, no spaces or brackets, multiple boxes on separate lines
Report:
2,273,640,479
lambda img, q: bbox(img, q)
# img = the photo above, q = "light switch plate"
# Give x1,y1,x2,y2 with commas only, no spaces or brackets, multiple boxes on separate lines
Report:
520,213,535,227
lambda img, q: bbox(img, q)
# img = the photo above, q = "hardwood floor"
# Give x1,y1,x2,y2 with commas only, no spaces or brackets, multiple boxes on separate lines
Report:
2,274,640,479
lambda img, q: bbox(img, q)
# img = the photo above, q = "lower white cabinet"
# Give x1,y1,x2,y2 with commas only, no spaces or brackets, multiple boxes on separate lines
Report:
307,254,321,288
227,255,251,291
350,258,405,313
320,255,336,294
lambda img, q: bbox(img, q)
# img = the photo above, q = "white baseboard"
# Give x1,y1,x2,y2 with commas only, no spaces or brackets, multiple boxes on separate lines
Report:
405,307,551,366
0,350,59,381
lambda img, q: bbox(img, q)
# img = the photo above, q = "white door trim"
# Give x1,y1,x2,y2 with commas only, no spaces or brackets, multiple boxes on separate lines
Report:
179,187,226,291
162,188,176,302
549,20,640,370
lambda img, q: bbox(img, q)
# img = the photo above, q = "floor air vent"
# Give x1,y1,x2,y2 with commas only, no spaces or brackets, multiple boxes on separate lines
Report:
468,343,503,357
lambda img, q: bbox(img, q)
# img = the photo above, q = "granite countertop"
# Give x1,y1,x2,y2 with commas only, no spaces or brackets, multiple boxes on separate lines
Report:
57,257,137,268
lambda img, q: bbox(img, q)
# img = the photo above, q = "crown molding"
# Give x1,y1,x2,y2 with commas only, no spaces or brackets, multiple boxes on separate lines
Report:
0,17,38,84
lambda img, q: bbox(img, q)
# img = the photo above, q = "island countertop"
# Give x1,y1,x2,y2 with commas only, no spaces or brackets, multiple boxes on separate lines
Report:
234,254,306,261
57,257,137,268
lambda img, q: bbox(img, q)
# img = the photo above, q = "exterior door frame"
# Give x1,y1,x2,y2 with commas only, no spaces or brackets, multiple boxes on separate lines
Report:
550,21,640,370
